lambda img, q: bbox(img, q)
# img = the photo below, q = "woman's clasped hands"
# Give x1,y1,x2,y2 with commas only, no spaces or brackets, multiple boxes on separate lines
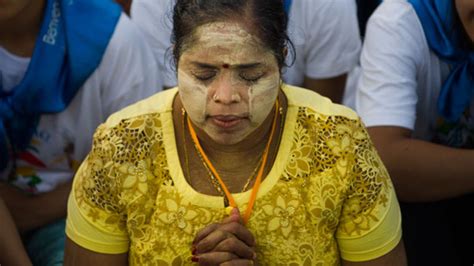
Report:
191,208,257,266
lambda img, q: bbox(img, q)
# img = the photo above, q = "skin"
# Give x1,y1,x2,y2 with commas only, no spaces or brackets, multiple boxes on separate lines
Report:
303,74,347,104
0,0,74,263
0,195,32,266
65,19,407,265
0,181,72,232
455,0,474,42
177,22,280,146
115,0,132,15
0,0,44,57
365,1,474,202
193,209,407,266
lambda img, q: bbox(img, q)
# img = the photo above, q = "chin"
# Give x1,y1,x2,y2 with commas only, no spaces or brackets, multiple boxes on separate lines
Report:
206,130,249,146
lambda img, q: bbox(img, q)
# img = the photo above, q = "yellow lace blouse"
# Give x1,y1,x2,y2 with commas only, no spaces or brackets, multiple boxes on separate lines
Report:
66,85,402,265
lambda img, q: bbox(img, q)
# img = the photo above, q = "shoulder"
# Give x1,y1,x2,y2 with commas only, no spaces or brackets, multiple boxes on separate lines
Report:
104,88,177,128
99,13,148,57
362,0,429,68
91,13,159,78
294,0,357,22
131,0,174,33
283,84,359,121
369,0,422,33
131,0,174,16
296,0,356,13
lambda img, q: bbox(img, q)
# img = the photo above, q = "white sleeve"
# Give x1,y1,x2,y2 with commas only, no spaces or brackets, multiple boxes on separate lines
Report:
71,14,163,162
97,13,163,117
131,0,177,88
302,0,361,79
355,1,424,130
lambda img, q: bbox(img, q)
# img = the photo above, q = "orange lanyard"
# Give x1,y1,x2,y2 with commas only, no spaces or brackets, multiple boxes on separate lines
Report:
186,100,279,224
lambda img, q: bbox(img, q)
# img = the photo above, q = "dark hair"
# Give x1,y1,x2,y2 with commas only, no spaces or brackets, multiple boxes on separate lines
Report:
172,0,295,70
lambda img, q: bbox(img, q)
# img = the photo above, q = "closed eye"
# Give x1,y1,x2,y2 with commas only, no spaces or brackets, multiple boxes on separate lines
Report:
239,72,265,82
192,71,217,81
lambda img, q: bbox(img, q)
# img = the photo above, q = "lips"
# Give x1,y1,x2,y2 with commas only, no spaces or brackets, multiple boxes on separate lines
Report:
210,115,245,129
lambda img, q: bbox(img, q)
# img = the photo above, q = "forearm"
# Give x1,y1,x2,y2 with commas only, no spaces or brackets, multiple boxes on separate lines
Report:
303,74,347,104
368,127,474,202
0,196,32,266
0,180,72,232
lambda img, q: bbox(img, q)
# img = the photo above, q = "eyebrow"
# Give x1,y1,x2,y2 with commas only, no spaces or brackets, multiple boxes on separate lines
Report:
190,61,263,69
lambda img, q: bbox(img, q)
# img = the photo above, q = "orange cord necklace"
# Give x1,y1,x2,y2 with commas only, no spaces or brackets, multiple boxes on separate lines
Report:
186,100,280,224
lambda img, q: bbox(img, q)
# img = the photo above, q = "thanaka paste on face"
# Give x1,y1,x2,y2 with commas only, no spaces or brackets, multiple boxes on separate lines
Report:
178,68,208,122
177,22,280,145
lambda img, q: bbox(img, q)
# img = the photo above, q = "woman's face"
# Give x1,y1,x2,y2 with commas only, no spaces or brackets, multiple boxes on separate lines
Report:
455,0,474,42
177,21,280,145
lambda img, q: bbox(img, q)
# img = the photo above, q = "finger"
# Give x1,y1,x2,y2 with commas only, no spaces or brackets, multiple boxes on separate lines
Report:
221,208,242,224
194,251,239,266
217,222,255,247
196,228,233,253
196,222,255,253
220,259,255,266
214,237,256,260
193,223,220,245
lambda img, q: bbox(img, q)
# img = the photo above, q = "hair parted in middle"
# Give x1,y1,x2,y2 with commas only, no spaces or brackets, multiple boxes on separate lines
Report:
172,0,295,70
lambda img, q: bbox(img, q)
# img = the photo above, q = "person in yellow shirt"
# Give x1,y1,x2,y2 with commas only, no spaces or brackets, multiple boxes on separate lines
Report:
64,0,407,264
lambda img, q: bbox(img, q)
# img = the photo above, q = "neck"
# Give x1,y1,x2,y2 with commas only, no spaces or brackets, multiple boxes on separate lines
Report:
0,0,46,57
196,119,271,174
174,90,286,173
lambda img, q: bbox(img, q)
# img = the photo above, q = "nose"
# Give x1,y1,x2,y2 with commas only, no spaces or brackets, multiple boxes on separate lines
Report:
211,73,241,104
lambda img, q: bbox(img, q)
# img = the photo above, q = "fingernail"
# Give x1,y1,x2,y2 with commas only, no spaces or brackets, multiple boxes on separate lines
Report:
191,256,199,262
192,247,197,255
253,252,257,259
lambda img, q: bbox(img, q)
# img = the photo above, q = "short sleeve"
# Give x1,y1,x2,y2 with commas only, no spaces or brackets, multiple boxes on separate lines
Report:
97,14,163,116
355,1,425,129
303,0,361,79
66,124,129,254
336,119,402,262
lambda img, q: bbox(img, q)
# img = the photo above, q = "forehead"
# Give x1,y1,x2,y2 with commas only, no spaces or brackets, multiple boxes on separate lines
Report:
194,22,256,46
182,21,274,65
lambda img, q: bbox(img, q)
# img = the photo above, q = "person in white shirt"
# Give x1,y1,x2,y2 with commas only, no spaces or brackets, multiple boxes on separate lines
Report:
355,0,474,264
0,0,162,264
130,0,361,104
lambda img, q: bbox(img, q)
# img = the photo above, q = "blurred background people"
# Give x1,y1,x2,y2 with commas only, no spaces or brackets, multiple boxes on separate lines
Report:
0,194,31,266
0,0,162,264
355,0,474,264
130,0,361,104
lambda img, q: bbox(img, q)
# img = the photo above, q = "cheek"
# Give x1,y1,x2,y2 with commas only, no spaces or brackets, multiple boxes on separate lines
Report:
178,70,208,122
248,76,280,124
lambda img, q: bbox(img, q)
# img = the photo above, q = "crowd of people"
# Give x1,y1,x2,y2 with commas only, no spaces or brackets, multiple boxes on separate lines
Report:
0,0,472,265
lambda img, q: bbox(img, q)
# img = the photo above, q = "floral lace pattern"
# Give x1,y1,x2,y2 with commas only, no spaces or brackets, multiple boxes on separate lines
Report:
73,105,396,265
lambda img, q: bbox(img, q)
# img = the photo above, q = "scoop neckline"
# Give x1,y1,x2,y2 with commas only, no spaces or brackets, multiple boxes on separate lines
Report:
162,89,297,209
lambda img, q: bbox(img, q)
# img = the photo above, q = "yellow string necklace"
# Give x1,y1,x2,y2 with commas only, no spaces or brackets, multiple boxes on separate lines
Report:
186,100,280,224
